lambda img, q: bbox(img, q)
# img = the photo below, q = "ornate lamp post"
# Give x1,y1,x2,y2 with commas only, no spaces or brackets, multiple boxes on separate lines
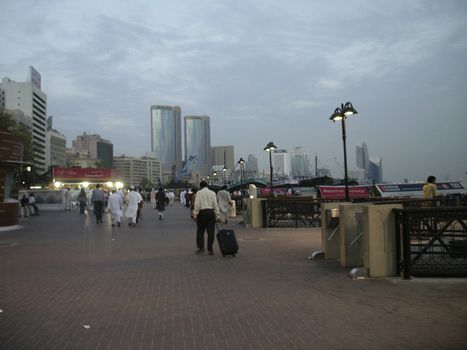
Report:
263,142,277,196
329,102,358,202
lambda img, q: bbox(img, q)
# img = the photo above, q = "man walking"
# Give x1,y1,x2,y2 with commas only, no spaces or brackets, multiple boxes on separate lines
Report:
192,181,220,256
91,184,105,223
156,187,166,220
217,186,231,224
107,189,123,227
125,186,142,226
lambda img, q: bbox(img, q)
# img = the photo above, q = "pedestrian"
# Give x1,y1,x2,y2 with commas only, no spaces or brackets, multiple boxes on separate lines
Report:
168,191,175,206
423,175,439,199
20,194,29,218
180,189,186,206
28,193,40,215
107,189,123,227
125,185,142,226
217,185,231,224
91,184,105,223
190,188,198,218
150,188,157,209
192,181,220,256
136,188,144,223
156,187,166,220
77,188,87,214
64,188,72,211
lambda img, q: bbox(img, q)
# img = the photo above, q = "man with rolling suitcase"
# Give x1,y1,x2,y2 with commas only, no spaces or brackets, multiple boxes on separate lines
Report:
192,181,220,256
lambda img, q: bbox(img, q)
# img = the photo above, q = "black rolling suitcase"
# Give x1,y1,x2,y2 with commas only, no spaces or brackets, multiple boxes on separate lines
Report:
216,226,239,257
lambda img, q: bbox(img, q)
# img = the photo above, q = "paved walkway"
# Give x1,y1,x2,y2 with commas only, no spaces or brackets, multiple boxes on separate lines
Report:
1,204,466,350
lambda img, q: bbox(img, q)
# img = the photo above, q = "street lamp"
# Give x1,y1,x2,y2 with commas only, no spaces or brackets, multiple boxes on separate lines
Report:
329,102,358,202
237,157,245,186
263,141,277,196
222,166,227,186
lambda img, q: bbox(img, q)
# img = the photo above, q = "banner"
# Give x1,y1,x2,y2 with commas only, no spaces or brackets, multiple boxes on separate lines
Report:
319,186,370,199
53,168,113,181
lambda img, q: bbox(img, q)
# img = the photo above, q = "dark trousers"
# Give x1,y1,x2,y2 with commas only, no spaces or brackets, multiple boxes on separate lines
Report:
196,209,216,252
79,200,86,214
93,201,103,222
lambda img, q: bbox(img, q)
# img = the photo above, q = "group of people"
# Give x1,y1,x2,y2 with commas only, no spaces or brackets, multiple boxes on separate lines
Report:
89,185,144,227
19,193,40,217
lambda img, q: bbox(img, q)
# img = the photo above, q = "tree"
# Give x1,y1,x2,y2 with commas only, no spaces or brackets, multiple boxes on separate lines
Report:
0,110,33,162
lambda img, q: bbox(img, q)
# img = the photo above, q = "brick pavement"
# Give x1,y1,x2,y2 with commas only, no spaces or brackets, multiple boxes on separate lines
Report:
1,203,466,349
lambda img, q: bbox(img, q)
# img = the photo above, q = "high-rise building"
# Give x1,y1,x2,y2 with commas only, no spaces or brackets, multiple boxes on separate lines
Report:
245,154,258,178
0,67,47,174
273,149,291,177
356,143,369,177
368,157,383,183
72,132,113,168
150,105,182,183
211,146,234,170
46,123,66,170
290,147,311,178
184,116,211,177
113,154,161,187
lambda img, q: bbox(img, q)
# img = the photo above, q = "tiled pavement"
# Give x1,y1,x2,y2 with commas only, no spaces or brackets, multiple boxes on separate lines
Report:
1,203,466,350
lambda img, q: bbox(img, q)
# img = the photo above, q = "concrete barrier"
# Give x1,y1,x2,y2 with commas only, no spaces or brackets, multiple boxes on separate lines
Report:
362,204,402,277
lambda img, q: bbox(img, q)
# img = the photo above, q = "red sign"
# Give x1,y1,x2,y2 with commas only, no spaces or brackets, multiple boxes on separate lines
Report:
319,186,370,199
53,168,113,180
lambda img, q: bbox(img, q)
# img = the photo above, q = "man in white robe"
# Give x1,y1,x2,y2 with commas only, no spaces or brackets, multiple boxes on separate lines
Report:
107,190,123,227
216,186,231,224
125,186,142,226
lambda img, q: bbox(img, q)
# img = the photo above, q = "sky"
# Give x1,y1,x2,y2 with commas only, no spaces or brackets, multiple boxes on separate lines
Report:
1,0,467,183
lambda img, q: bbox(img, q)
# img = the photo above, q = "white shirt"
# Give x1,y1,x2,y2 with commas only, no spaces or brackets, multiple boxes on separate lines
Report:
193,187,220,218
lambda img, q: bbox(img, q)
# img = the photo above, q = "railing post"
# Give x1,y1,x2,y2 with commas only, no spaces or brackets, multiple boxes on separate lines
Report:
261,200,267,228
402,212,411,279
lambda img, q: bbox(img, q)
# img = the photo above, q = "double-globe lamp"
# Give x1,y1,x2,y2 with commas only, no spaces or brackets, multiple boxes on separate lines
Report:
329,102,358,202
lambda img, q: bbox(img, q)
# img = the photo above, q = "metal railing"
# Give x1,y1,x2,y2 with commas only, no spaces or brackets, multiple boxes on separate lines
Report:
395,207,467,279
261,198,321,228
260,196,466,228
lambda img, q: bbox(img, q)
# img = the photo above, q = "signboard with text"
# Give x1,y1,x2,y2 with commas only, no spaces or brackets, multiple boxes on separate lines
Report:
318,186,370,199
53,168,114,181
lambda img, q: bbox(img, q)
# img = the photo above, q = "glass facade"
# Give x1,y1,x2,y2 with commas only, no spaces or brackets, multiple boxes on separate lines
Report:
150,106,182,176
184,116,211,177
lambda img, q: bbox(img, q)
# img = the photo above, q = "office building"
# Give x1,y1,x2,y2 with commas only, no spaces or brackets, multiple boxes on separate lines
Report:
211,146,234,170
113,154,161,187
368,157,383,183
150,105,182,183
273,149,291,177
245,154,258,178
46,116,66,168
356,143,369,177
290,147,311,178
0,67,48,174
184,116,211,177
72,132,113,168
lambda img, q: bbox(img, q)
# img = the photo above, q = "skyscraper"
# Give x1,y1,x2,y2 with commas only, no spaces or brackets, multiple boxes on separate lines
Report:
356,142,369,177
184,116,211,177
273,149,291,177
290,147,311,178
246,154,258,178
0,67,47,174
368,157,383,183
150,105,182,183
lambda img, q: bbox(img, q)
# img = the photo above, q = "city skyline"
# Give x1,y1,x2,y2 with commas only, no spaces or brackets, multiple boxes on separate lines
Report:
1,1,466,182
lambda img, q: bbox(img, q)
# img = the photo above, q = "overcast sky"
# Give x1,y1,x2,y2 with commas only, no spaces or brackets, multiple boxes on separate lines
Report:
1,0,466,182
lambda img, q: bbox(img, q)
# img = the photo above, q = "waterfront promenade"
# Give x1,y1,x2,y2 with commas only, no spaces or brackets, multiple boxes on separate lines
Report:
1,204,466,350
